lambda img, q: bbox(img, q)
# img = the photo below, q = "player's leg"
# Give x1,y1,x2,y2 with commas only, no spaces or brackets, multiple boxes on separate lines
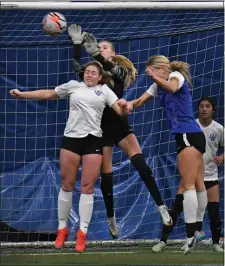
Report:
206,181,223,252
55,138,81,249
152,185,184,252
176,132,207,255
194,154,207,243
76,135,103,253
100,143,119,239
118,133,172,226
177,146,200,255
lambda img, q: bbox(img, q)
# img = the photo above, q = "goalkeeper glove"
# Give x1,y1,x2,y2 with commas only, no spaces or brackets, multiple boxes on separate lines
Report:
83,33,99,57
68,24,86,45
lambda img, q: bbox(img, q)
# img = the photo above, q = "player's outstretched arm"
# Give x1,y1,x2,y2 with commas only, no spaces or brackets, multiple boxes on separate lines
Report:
83,33,121,75
9,89,58,100
130,92,153,109
146,68,179,93
68,24,86,78
111,100,129,116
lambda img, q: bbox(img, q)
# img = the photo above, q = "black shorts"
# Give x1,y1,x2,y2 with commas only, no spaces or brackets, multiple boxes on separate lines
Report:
61,134,103,156
204,180,219,190
175,132,206,155
102,120,133,147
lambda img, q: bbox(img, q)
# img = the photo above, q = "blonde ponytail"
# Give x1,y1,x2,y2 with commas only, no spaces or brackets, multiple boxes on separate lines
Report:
112,55,137,88
170,61,192,88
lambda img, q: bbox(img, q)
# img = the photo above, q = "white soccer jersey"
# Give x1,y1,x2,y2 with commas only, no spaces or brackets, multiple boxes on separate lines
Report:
196,119,224,181
55,80,118,138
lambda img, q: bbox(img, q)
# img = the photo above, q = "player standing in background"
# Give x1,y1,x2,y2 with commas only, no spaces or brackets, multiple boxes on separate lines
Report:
122,55,208,255
68,24,172,239
151,97,224,253
9,62,129,253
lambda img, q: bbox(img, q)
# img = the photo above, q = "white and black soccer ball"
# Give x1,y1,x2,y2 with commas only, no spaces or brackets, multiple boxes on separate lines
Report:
42,12,67,36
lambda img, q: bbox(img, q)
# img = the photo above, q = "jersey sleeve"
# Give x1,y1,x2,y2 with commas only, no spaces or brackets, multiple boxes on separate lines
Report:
72,43,84,79
55,80,80,98
169,71,185,90
102,84,118,107
146,83,158,98
219,126,224,147
93,54,126,82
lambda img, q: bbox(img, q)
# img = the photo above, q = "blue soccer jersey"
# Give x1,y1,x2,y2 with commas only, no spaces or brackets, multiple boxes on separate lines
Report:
146,71,201,135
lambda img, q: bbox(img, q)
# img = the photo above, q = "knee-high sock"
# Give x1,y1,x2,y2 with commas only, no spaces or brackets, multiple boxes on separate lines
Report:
79,193,94,234
208,202,221,244
58,188,73,230
161,194,184,243
195,190,208,232
131,154,163,206
183,190,198,239
100,172,114,218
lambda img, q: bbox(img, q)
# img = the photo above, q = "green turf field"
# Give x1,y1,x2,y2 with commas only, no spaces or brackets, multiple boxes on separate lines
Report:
1,247,224,266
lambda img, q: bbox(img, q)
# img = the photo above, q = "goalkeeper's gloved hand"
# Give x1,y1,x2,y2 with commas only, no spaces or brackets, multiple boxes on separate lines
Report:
68,24,86,45
83,33,99,57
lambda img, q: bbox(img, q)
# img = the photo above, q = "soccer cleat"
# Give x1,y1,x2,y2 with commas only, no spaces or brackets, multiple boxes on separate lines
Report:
108,215,120,239
55,227,68,249
180,242,188,251
196,230,206,243
75,229,87,253
158,205,173,226
152,241,166,253
213,244,224,253
184,233,197,255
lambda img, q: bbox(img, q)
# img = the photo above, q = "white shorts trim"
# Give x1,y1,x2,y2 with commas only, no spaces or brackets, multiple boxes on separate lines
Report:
182,133,191,147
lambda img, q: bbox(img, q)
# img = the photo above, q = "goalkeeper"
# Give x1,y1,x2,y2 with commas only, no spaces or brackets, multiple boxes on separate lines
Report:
68,24,172,239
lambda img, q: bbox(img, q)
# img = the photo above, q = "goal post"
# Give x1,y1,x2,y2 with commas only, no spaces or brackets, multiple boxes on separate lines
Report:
0,2,224,249
0,1,224,10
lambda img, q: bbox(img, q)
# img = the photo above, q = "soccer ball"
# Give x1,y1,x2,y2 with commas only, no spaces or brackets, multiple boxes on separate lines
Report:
42,12,67,36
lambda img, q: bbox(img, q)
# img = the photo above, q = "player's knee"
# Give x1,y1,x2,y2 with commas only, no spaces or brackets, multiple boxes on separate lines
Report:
61,182,75,192
80,180,95,194
181,183,195,191
61,174,75,191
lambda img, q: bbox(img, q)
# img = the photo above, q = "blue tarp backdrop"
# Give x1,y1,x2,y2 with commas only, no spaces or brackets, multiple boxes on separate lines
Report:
0,10,224,241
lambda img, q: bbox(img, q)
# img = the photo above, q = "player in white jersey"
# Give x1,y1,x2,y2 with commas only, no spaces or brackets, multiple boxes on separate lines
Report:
195,97,224,251
151,97,224,253
9,62,129,253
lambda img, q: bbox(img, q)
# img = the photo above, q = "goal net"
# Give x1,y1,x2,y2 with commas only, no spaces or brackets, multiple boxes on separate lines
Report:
0,5,224,246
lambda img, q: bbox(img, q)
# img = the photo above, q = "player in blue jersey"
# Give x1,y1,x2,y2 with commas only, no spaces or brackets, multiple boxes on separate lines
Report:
120,55,208,255
151,97,224,253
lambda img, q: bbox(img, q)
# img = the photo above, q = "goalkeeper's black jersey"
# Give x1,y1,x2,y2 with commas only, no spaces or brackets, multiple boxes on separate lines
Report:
72,45,130,140
92,54,129,130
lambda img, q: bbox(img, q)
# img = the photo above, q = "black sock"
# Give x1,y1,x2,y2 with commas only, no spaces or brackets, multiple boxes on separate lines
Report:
131,154,163,206
186,223,196,238
196,221,203,232
161,194,184,243
100,172,114,218
207,202,221,244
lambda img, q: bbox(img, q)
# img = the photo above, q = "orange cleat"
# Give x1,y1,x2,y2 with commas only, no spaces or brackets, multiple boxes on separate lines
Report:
75,229,87,253
55,227,68,249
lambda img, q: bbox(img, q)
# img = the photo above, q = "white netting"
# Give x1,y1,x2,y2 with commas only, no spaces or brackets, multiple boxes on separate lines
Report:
0,9,224,244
